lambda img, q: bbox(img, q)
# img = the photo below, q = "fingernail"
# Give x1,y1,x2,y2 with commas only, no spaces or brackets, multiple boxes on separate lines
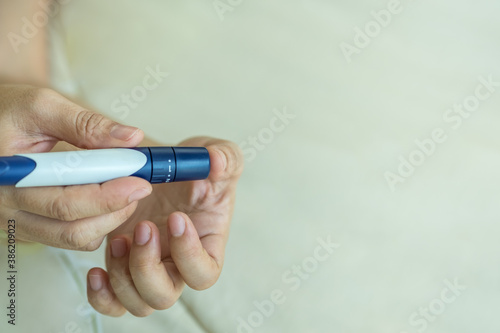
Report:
89,274,103,292
169,214,186,237
128,188,151,203
215,149,227,171
134,223,151,246
111,238,127,258
110,124,140,141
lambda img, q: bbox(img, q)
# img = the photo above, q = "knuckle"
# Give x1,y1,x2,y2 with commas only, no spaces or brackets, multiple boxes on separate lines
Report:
108,268,133,295
49,196,78,221
100,196,122,215
177,245,200,262
128,261,154,275
74,110,108,147
59,225,91,250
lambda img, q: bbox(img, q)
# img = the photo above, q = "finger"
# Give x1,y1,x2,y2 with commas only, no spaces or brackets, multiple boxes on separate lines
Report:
106,236,155,317
178,136,244,182
22,87,144,149
167,212,225,290
87,268,126,317
10,201,139,251
129,221,184,309
207,144,244,183
1,177,152,221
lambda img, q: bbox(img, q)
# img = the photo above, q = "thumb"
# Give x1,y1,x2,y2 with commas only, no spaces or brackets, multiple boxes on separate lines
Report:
31,88,143,149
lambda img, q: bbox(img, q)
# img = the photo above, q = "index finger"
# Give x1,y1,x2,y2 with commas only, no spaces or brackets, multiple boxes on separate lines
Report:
0,177,152,221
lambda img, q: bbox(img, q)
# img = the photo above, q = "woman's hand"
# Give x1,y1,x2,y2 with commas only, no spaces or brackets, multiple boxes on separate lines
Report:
0,84,153,250
86,137,244,317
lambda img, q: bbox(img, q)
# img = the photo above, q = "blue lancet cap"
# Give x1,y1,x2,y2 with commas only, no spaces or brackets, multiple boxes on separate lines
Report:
172,147,210,182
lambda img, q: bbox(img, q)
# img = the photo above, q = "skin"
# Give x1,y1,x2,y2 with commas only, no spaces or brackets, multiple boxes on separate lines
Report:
0,0,244,317
89,137,243,317
0,0,48,85
0,85,151,251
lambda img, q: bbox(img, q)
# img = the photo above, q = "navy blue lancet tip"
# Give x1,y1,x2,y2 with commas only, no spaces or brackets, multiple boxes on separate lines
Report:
0,156,37,186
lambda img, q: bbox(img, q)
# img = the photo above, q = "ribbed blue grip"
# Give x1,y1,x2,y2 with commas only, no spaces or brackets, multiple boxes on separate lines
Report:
131,147,210,183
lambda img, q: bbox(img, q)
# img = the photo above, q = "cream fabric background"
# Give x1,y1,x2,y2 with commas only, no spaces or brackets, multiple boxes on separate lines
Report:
1,0,500,332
